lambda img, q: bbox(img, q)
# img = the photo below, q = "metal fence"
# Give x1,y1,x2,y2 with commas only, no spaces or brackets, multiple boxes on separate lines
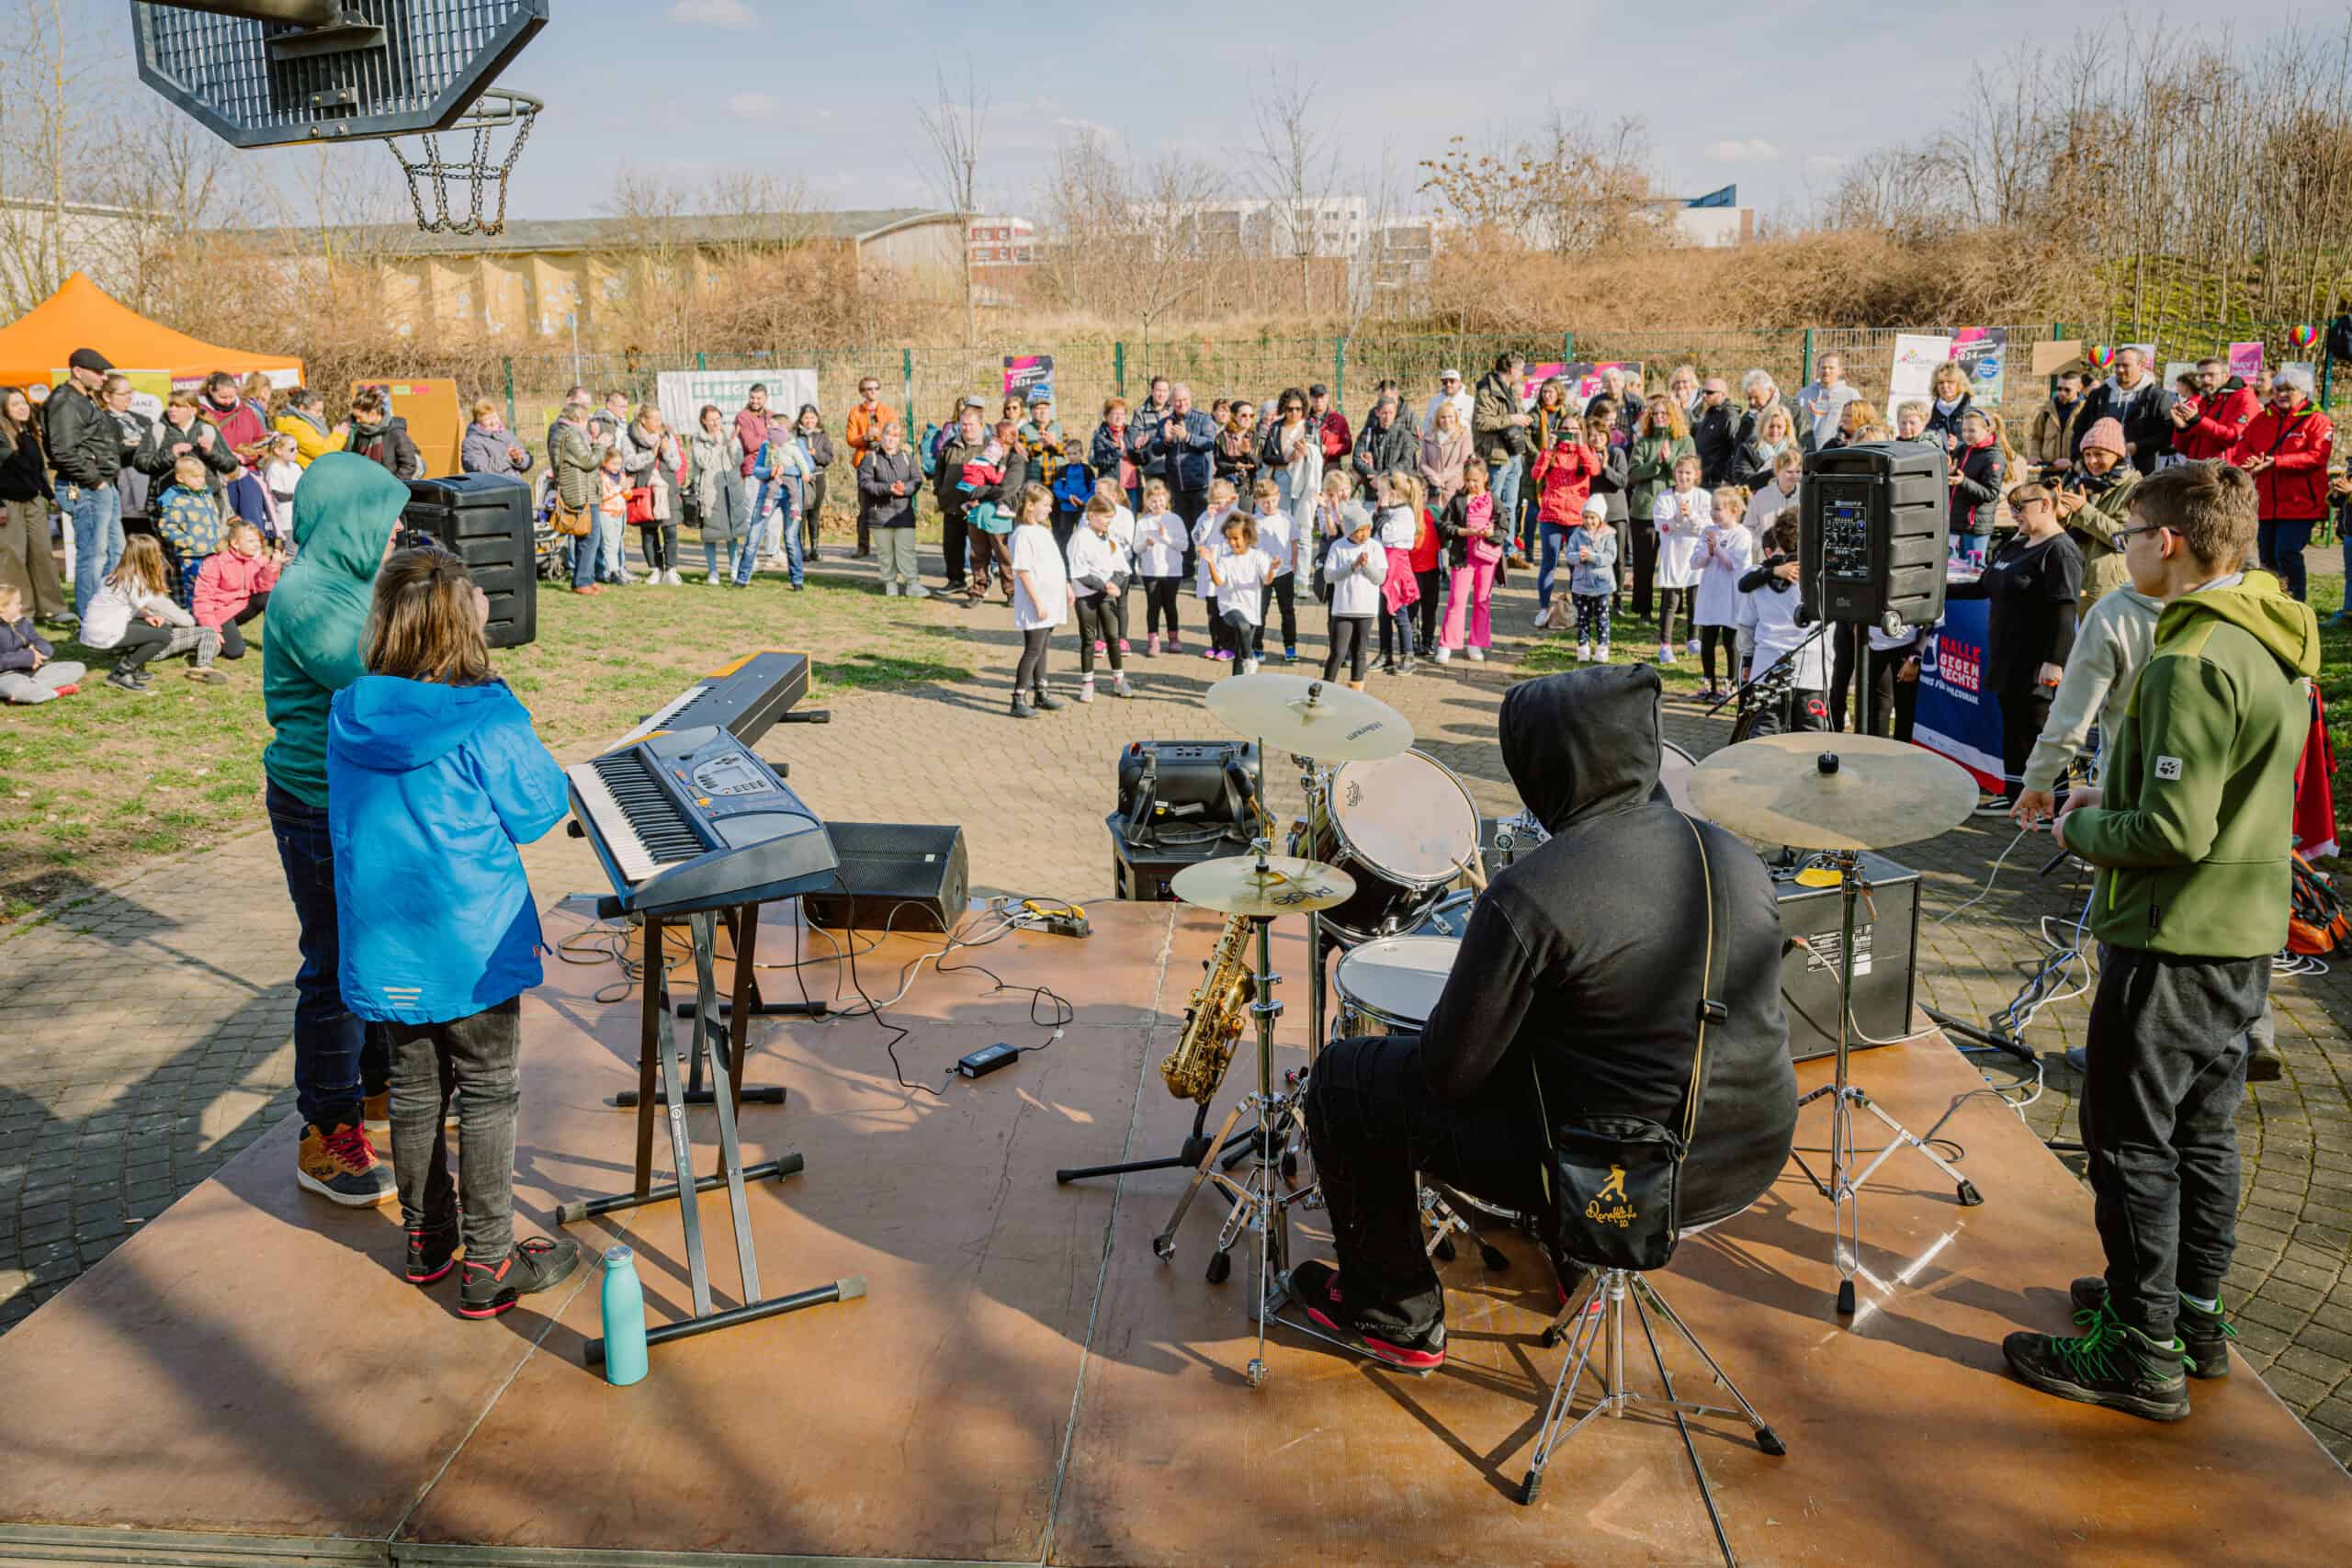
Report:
492,322,2344,443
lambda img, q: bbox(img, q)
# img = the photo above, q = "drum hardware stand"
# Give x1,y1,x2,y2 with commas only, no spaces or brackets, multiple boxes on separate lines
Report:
1786,841,1984,1315
616,903,806,1109
559,906,864,1367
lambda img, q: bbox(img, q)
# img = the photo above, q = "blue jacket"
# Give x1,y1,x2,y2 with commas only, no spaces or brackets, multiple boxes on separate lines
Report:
1141,410,1218,491
326,675,571,1023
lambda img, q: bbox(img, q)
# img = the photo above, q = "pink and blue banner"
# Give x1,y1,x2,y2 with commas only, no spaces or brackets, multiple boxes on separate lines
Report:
1003,354,1054,403
1912,597,2006,792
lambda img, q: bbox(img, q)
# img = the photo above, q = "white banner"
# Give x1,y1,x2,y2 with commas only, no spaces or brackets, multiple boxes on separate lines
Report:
1886,333,1953,417
654,368,817,444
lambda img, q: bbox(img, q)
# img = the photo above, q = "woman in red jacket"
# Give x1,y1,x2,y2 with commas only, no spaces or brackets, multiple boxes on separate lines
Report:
2230,366,2335,601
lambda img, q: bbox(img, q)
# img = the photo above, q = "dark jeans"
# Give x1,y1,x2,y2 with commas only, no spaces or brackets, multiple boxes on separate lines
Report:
216,592,269,660
1325,615,1372,682
638,520,676,572
1997,682,2054,800
1630,521,1659,618
2256,517,2315,601
2082,946,2266,1341
1142,575,1181,637
941,509,969,588
803,473,827,552
1380,601,1416,664
1412,568,1442,650
1073,592,1125,671
1698,624,1735,683
1014,626,1050,692
1174,486,1208,581
1748,685,1828,737
1865,647,1920,741
389,998,523,1266
1254,573,1298,655
1828,624,1861,731
1304,1034,1551,1337
1655,586,1689,648
266,781,390,1129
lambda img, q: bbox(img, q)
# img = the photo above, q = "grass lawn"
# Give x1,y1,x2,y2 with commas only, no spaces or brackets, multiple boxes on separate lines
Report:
0,557,971,920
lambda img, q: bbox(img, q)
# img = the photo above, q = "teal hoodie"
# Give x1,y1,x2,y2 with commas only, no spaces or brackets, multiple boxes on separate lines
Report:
262,453,410,807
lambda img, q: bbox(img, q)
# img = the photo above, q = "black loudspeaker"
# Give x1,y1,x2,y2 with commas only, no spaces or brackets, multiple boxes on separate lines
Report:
401,473,537,649
1798,443,1950,635
1772,852,1921,1064
1108,812,1245,900
802,822,969,934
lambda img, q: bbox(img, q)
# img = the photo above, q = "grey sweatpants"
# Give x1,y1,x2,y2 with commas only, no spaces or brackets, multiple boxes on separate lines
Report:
0,661,85,704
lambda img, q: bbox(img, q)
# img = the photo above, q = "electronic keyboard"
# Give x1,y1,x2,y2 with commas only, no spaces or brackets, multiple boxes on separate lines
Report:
615,650,810,749
567,725,838,917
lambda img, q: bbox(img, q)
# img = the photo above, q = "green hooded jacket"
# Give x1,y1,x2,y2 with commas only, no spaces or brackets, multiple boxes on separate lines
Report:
262,454,409,807
2060,570,2320,957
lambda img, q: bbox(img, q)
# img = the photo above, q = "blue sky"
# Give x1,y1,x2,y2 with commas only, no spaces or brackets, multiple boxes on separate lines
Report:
89,0,2334,225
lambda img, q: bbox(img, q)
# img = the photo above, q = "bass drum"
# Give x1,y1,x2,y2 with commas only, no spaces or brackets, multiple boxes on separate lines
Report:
1330,934,1462,1039
1290,749,1479,945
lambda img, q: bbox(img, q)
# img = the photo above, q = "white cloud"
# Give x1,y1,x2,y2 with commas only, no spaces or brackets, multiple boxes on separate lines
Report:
1708,138,1780,164
667,0,754,27
1052,116,1116,145
725,92,778,118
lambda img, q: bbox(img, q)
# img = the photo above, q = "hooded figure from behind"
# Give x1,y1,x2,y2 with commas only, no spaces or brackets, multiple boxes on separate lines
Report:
1421,663,1798,1228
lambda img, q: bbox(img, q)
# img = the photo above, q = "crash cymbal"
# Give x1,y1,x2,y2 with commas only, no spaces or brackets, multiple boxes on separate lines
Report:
1204,673,1412,761
1688,734,1978,851
1170,854,1357,918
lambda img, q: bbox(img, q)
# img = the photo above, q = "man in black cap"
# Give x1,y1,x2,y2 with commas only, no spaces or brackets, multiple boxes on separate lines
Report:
43,347,124,622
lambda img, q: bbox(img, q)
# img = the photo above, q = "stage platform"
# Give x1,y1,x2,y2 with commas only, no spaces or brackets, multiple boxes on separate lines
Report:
0,899,2344,1568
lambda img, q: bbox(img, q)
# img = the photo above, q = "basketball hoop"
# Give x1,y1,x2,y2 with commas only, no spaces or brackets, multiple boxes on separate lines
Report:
387,88,540,236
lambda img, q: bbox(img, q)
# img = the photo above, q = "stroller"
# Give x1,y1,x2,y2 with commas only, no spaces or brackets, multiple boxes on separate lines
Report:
532,473,571,582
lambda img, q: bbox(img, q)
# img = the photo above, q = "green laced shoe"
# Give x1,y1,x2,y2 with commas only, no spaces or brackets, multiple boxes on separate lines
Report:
2002,1299,2190,1422
2068,1277,2235,1379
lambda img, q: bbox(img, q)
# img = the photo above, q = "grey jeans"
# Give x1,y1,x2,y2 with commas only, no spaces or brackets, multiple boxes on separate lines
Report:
0,660,85,703
389,997,523,1266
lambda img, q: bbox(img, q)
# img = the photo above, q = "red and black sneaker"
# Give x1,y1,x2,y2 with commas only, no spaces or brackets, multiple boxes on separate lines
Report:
458,1235,582,1318
1289,1259,1445,1373
404,1219,460,1284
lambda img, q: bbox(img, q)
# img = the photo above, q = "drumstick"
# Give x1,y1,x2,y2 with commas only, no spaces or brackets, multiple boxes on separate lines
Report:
1461,843,1489,893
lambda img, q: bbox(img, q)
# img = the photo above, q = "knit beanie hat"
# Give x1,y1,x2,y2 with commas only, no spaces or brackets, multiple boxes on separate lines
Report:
2079,417,2127,459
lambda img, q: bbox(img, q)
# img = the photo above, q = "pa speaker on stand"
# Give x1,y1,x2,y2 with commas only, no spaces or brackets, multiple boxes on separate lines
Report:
1797,442,1951,636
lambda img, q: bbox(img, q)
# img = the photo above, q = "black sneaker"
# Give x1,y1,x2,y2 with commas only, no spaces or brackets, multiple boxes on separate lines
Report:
106,668,153,694
1009,692,1036,719
2246,1032,2284,1083
458,1235,582,1318
2068,1278,2233,1378
1289,1259,1445,1373
2002,1299,2189,1421
404,1216,460,1284
1032,687,1067,711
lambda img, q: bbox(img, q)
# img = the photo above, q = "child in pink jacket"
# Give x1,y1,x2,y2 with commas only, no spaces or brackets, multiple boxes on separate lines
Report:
192,521,284,661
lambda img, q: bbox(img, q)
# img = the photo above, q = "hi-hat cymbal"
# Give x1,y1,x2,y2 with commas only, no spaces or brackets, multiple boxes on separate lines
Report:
1170,854,1357,918
1688,734,1978,851
1204,673,1412,761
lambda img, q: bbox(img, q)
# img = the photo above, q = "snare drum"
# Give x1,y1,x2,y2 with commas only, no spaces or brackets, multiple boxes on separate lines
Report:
1290,750,1479,945
1330,935,1462,1039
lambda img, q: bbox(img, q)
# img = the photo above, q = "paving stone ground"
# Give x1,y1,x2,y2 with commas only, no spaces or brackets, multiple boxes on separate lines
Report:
2,543,2347,1468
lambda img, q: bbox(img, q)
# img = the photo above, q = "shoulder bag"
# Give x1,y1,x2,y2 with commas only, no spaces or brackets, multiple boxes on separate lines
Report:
1536,813,1726,1271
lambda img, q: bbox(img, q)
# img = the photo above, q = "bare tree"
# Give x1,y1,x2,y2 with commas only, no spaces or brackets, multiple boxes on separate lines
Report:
1251,67,1343,318
915,66,989,347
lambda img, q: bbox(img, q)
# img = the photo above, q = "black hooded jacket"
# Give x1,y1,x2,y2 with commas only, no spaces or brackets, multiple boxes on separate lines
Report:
1418,666,1798,1226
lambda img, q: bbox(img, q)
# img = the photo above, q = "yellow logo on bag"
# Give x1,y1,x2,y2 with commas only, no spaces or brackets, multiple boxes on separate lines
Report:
1585,1164,1636,1227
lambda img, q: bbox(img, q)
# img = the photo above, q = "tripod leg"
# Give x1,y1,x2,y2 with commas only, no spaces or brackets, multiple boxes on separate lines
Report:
1151,1099,1252,1258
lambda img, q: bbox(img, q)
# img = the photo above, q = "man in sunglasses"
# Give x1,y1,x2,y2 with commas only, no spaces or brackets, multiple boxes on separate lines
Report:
2003,460,2318,1423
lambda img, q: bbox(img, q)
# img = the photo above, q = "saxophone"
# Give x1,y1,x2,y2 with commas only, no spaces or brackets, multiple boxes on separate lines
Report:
1159,915,1258,1103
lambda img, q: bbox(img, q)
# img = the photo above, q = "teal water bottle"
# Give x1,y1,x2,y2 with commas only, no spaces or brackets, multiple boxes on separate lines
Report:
600,1246,649,1387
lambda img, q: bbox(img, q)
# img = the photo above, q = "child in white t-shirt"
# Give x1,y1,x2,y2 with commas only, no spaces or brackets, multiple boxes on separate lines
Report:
1204,513,1274,676
1127,479,1186,656
1247,477,1300,662
1066,495,1135,702
1691,485,1755,702
1193,478,1241,663
1320,506,1387,690
1651,453,1710,666
1007,484,1069,718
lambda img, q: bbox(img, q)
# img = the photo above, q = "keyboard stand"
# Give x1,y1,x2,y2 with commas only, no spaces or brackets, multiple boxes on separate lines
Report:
562,907,864,1366
618,905,808,1106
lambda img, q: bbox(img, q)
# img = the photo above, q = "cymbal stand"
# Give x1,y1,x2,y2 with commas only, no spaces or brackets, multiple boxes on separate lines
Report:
1788,848,1984,1315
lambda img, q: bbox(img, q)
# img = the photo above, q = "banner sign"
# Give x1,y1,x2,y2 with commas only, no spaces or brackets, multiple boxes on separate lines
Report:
1003,354,1054,404
1912,596,2006,793
654,368,817,446
1887,334,1953,417
1550,361,1643,412
1951,326,2008,408
2228,341,2266,380
1520,362,1567,406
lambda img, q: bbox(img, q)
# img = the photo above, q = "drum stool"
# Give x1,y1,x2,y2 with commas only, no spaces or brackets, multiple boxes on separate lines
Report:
1520,1215,1785,1518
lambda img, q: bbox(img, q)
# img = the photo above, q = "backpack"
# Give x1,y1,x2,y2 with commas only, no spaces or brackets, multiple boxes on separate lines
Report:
920,423,945,478
2289,853,2350,957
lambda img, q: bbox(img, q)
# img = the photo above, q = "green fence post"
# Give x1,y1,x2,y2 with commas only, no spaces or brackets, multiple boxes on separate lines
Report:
1334,335,1346,410
502,357,514,432
1562,330,1574,364
1114,341,1126,399
900,347,915,433
695,351,707,371
1801,328,1815,386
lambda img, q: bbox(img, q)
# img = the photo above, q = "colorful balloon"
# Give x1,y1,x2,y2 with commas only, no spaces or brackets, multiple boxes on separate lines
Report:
2289,323,2321,351
2086,344,2117,370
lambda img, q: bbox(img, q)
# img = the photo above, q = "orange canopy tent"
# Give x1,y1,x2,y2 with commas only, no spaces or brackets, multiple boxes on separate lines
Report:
0,272,303,392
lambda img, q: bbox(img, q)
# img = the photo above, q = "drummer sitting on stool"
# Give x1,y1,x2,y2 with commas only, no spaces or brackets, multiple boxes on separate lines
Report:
1297,666,1797,1371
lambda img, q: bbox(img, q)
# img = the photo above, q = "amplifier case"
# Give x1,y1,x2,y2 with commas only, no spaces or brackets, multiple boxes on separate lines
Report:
401,473,537,649
1774,851,1922,1063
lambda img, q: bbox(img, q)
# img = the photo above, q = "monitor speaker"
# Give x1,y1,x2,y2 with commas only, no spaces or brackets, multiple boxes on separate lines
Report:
801,822,969,934
1772,852,1921,1063
401,473,537,649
